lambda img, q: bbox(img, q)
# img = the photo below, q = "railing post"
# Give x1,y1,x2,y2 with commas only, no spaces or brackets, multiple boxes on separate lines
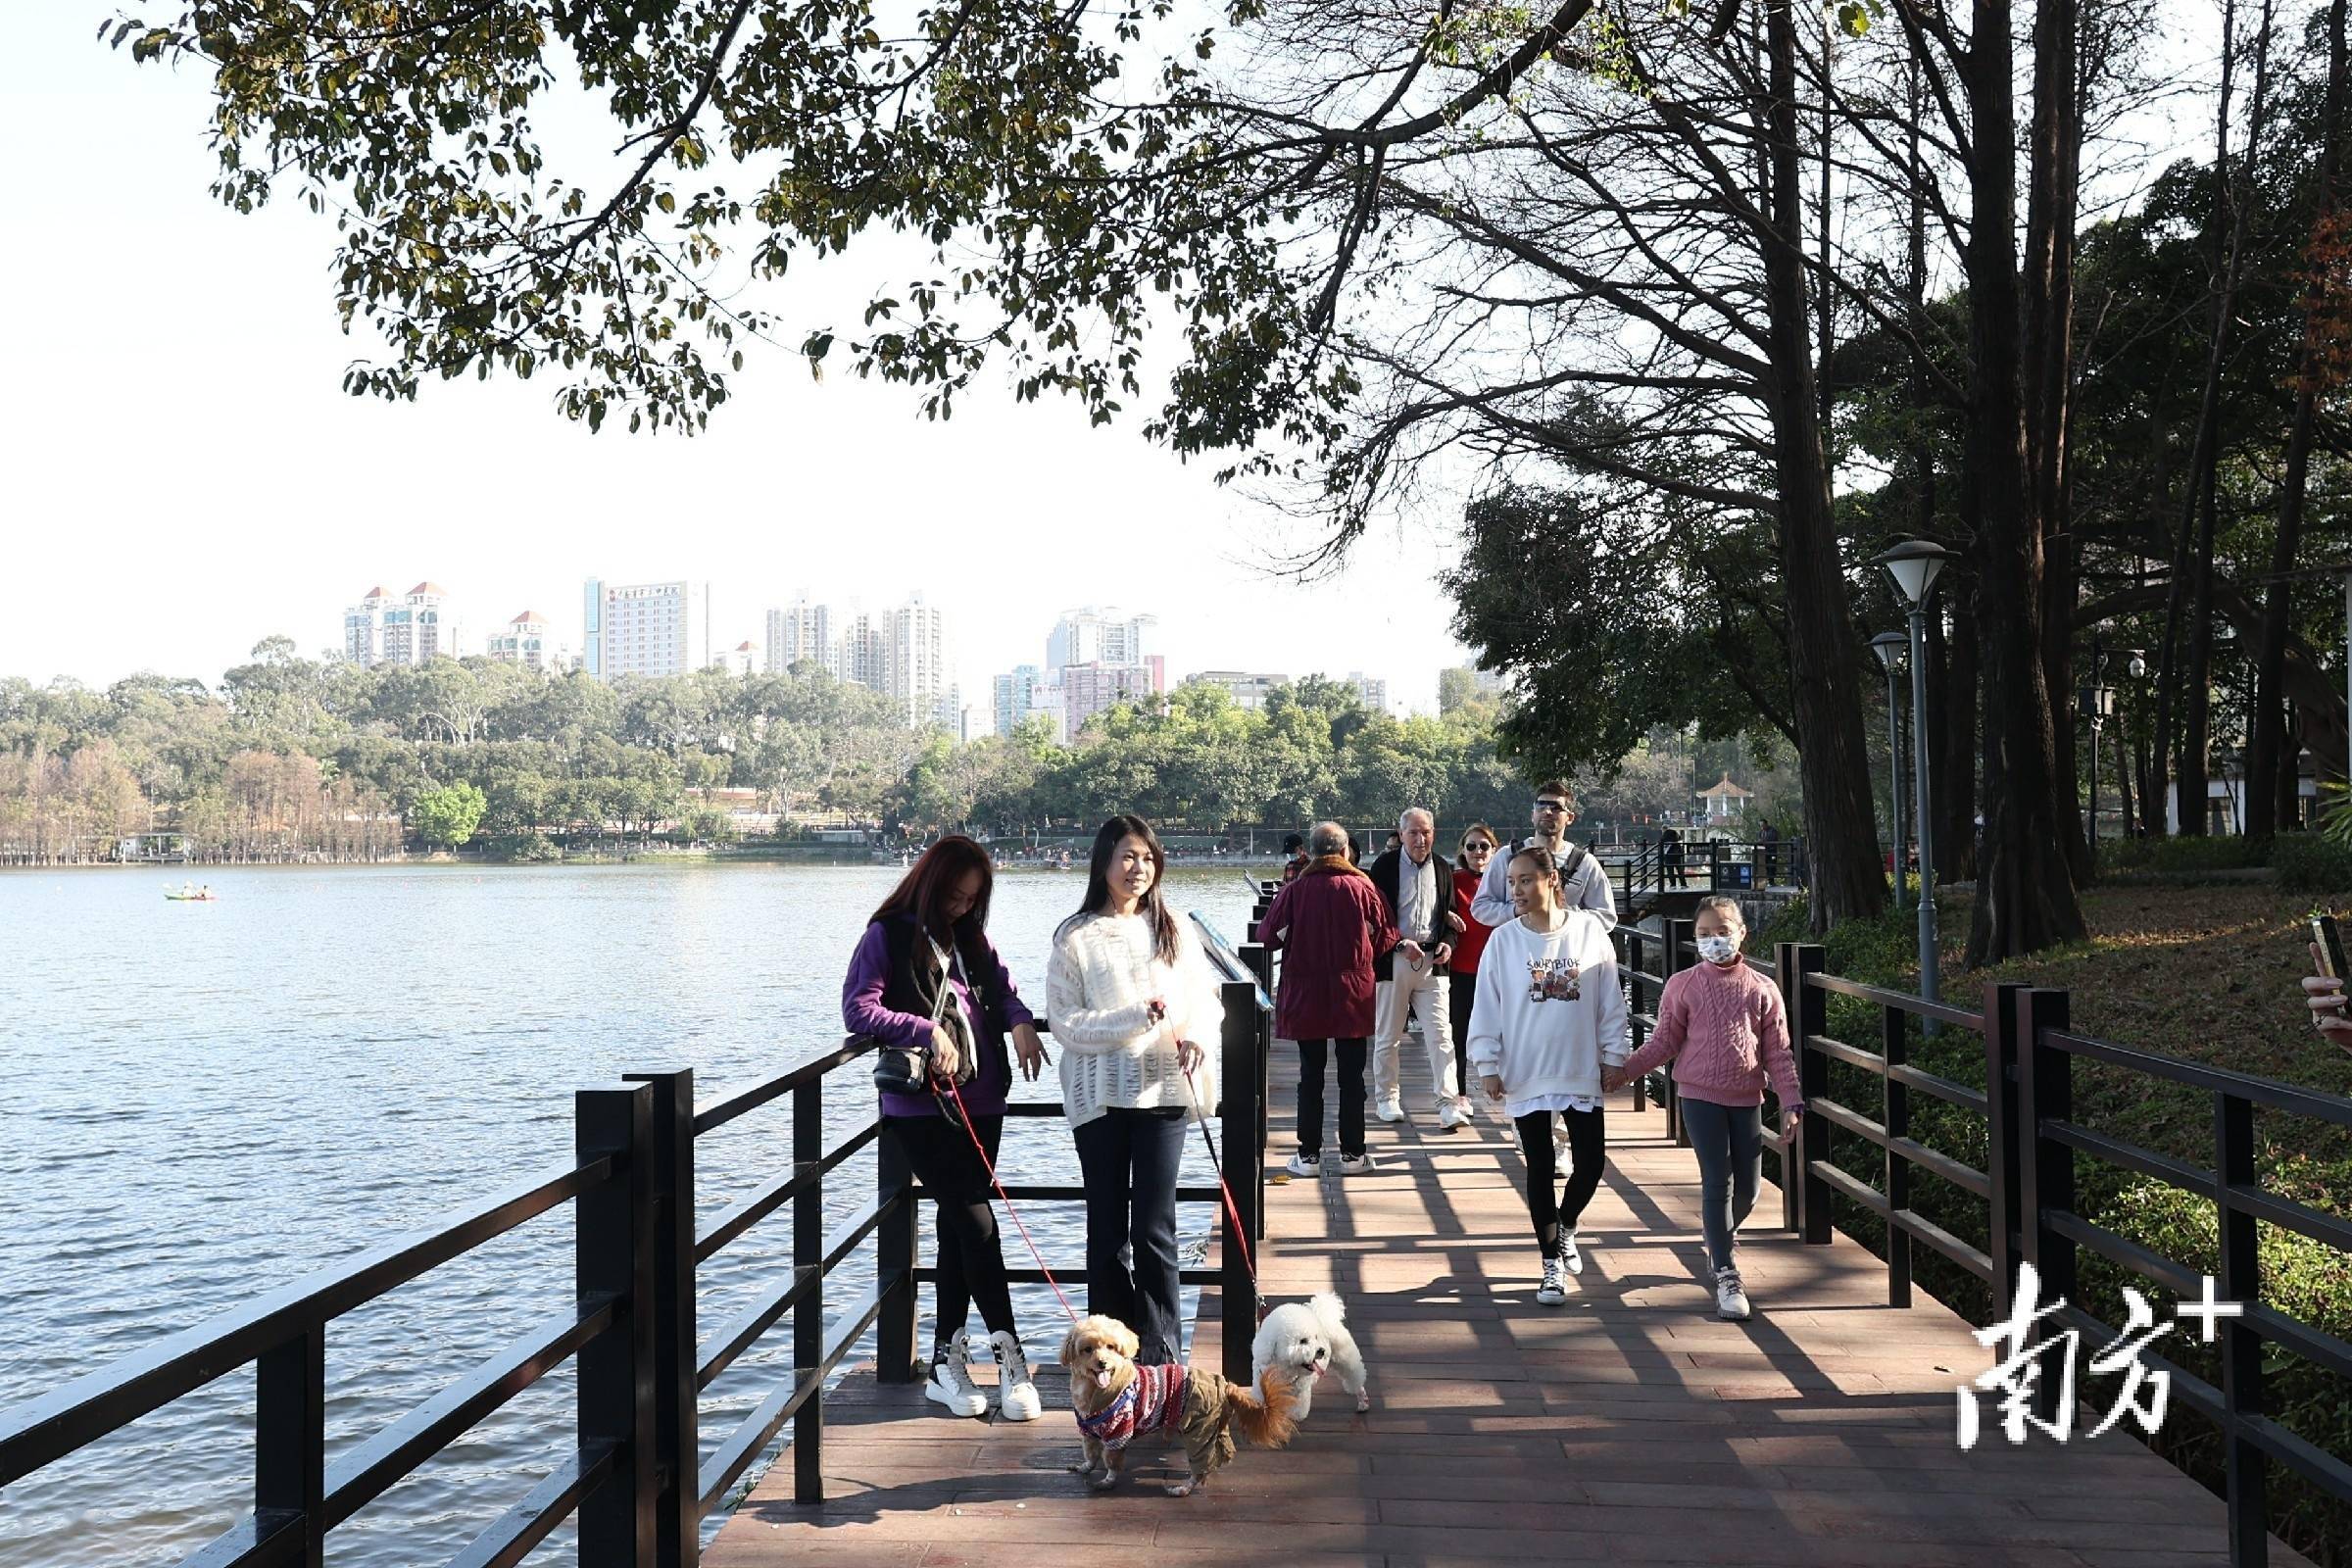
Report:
1241,941,1275,1234
1880,1006,1912,1308
1983,980,2030,1309
2216,1086,2267,1568
1663,918,1695,1147
2012,988,2074,1428
622,1069,698,1568
1622,928,1649,1114
792,1077,824,1503
1778,943,1832,1245
876,1111,919,1387
255,1323,324,1568
1219,976,1263,1387
577,1081,658,1568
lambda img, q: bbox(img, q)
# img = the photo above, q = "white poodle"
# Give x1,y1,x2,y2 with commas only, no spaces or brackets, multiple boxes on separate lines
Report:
1251,1292,1369,1419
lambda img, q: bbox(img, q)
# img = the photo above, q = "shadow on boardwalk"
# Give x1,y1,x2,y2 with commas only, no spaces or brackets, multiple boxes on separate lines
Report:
707,1048,2313,1568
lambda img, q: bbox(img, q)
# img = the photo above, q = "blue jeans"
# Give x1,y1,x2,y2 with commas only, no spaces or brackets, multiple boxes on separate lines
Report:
1679,1098,1762,1271
1074,1107,1188,1365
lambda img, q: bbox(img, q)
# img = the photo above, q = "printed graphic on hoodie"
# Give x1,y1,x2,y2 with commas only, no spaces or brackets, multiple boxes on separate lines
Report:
1526,955,1582,1004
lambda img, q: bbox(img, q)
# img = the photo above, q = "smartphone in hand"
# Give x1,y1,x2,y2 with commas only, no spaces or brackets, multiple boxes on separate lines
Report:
2315,914,2349,1006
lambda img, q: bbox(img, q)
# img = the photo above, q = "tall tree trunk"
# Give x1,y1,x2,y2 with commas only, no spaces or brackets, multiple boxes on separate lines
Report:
2167,0,2276,835
2025,0,2086,884
1964,0,2087,962
1766,0,1889,928
2250,0,2346,838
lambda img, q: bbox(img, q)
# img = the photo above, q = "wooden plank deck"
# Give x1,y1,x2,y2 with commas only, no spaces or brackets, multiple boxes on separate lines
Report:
707,1045,2311,1568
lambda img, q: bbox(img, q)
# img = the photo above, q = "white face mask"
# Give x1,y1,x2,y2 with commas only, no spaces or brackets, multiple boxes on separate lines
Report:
1695,933,1740,964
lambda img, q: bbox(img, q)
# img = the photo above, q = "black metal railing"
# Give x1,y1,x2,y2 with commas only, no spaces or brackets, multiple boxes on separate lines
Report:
0,910,1275,1568
1760,939,2352,1568
1600,837,1802,909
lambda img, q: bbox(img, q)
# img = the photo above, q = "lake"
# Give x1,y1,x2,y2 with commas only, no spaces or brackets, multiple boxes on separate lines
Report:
0,858,1265,1566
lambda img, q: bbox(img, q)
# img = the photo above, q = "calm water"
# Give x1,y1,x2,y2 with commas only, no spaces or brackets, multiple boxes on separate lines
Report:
0,859,1262,1567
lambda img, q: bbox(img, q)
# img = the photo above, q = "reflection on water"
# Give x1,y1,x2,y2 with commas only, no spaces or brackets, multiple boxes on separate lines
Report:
0,859,1260,1566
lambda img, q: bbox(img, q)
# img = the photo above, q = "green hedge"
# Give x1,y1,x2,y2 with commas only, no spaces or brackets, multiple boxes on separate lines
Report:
2099,835,2270,876
2273,832,2352,894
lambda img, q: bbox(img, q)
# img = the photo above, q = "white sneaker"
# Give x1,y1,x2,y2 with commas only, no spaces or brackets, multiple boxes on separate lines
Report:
1338,1152,1377,1176
1559,1232,1584,1274
1536,1256,1568,1305
1437,1100,1471,1131
990,1330,1041,1421
1551,1114,1571,1160
1715,1267,1752,1322
923,1330,987,1417
1286,1152,1323,1178
1375,1095,1405,1123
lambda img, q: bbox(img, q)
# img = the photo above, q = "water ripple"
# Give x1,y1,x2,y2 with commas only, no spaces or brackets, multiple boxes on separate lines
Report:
0,861,1249,1567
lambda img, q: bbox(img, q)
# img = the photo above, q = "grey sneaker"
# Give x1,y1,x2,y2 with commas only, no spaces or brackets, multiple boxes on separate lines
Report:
990,1330,1041,1421
923,1330,987,1417
1715,1267,1752,1321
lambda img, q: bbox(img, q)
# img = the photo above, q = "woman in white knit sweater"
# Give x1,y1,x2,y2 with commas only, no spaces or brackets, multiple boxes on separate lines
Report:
1467,844,1629,1306
1047,814,1225,1367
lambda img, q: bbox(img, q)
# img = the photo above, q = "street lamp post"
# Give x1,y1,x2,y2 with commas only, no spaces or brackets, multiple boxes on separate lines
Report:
1871,632,1909,909
1874,540,1955,1013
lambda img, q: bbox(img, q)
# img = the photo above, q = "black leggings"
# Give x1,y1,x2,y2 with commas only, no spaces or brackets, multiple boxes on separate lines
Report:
1447,977,1476,1101
885,1112,1016,1350
1514,1105,1607,1258
1296,1037,1368,1158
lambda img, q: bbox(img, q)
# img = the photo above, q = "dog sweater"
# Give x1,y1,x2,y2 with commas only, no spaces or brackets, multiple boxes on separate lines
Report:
1076,1363,1188,1452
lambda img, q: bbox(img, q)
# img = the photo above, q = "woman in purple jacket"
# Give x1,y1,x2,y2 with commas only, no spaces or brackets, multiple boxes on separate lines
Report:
842,836,1049,1420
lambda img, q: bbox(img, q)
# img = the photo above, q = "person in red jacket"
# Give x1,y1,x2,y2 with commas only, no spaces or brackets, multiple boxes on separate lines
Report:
1260,820,1399,1177
1446,823,1500,1112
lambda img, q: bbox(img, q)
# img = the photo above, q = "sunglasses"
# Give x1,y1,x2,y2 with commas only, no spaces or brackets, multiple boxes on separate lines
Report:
1465,841,1495,854
1533,800,1571,812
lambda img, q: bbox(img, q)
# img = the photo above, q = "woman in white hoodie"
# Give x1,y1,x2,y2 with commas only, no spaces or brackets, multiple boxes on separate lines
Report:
1467,844,1629,1305
1047,814,1225,1366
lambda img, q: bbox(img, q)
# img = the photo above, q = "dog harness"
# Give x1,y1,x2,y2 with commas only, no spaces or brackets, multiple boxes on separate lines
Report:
1075,1362,1188,1452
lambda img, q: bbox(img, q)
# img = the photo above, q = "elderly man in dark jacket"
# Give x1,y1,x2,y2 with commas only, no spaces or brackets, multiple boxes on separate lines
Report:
1260,821,1398,1176
1367,808,1472,1130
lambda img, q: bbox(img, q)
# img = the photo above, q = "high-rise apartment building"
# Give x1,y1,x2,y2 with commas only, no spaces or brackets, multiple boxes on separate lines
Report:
344,586,392,665
764,597,837,675
588,579,703,680
1348,672,1390,714
487,611,566,673
993,665,1046,737
1060,662,1159,733
346,581,458,666
582,578,604,678
1047,607,1158,677
888,595,952,730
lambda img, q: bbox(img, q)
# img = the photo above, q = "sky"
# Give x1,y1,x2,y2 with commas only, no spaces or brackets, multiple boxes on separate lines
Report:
1,7,2225,721
0,7,1481,718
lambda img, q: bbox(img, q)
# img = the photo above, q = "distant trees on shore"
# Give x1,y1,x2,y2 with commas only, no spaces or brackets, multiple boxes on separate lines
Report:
2,646,1698,863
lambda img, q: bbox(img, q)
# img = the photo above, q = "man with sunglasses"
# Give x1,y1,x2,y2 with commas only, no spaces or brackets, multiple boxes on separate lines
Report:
1470,782,1618,933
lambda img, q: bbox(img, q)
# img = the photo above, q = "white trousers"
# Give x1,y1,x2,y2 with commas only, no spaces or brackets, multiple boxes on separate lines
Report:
1372,961,1458,1107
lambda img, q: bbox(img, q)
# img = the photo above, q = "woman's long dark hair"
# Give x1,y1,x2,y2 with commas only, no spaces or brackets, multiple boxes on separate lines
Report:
1064,814,1179,962
871,834,994,939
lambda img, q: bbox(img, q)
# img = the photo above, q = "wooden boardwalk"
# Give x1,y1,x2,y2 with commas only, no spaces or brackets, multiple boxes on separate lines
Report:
707,1049,2312,1568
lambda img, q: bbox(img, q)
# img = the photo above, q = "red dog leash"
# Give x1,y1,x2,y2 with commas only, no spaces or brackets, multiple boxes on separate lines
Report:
933,1074,1083,1326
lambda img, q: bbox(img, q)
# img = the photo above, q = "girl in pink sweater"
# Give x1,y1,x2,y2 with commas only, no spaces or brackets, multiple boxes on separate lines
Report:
1602,896,1802,1321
